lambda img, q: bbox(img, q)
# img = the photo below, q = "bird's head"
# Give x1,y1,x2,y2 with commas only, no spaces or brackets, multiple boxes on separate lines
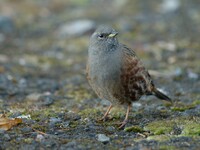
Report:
89,25,119,54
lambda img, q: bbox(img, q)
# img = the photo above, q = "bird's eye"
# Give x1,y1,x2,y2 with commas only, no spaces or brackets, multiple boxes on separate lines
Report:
98,34,104,39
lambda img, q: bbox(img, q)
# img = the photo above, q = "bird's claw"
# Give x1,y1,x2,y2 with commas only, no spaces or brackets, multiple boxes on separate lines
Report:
118,120,128,129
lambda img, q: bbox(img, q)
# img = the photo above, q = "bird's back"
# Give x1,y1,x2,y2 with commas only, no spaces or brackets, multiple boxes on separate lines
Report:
114,44,154,104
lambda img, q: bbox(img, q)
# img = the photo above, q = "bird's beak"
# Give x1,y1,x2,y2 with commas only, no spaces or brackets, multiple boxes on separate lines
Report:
108,32,118,38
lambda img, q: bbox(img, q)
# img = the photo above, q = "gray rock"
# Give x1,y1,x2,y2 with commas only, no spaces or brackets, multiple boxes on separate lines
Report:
36,134,44,142
57,19,95,38
61,121,70,128
160,0,180,13
26,93,42,101
0,16,15,34
0,33,5,42
38,95,54,106
106,126,115,132
20,127,32,133
97,134,110,144
132,102,142,111
60,141,83,150
3,134,11,141
49,117,62,124
100,99,111,106
187,70,198,80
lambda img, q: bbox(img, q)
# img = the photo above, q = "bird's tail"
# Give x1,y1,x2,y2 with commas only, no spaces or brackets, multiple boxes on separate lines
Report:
153,88,172,103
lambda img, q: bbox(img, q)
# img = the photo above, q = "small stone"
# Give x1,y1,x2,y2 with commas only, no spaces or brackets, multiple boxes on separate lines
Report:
57,19,95,38
61,121,70,128
49,117,62,124
160,0,180,13
187,70,198,80
0,16,15,34
0,54,9,63
0,33,5,43
3,134,11,141
36,134,44,142
132,102,142,111
38,95,54,106
106,126,115,132
100,99,111,106
18,78,27,88
17,114,31,119
97,134,110,144
0,129,5,134
60,141,79,150
21,127,32,133
26,93,42,101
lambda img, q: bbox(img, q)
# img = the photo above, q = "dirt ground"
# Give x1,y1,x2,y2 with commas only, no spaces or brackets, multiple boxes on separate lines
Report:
0,0,200,149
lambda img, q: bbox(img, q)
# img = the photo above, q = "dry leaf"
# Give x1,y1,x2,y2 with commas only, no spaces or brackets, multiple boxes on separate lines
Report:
0,114,22,130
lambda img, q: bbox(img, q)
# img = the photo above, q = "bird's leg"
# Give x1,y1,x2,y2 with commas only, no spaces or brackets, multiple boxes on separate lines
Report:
99,104,112,121
119,104,131,129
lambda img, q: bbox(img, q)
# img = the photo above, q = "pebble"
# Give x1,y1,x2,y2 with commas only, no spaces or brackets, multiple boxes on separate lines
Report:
97,134,110,144
187,70,198,80
26,93,42,101
132,102,142,111
60,141,84,150
0,130,5,134
61,121,70,128
20,127,32,133
106,126,115,132
3,134,11,141
0,16,15,34
160,0,180,13
0,33,5,42
57,19,95,38
49,117,62,124
36,134,44,142
100,99,111,106
38,95,54,106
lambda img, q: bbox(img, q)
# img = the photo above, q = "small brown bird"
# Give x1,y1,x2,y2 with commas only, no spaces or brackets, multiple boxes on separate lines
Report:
87,25,171,129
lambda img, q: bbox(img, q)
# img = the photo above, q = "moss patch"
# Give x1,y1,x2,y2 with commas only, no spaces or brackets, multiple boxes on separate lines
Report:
147,135,171,141
171,100,200,111
67,86,92,102
78,108,101,119
144,117,200,136
158,145,177,150
124,125,144,133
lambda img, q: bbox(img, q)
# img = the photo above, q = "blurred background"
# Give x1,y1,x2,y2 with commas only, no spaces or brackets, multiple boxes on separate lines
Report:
0,0,200,149
0,0,200,109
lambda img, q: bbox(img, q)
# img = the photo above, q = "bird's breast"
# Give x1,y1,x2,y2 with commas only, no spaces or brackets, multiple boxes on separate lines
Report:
88,52,122,93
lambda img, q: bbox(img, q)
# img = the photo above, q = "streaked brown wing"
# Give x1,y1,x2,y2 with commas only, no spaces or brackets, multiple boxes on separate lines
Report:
120,44,154,100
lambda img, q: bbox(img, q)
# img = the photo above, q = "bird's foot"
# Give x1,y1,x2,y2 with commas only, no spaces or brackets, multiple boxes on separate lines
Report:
97,116,109,122
118,120,128,129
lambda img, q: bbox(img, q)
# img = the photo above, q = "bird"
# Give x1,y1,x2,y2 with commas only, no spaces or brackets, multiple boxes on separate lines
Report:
86,25,172,129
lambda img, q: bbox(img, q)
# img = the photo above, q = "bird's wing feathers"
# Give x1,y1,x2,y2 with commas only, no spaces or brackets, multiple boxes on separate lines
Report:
120,44,154,99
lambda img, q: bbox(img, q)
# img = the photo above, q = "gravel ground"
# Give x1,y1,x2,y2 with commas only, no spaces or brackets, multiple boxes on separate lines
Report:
0,0,200,149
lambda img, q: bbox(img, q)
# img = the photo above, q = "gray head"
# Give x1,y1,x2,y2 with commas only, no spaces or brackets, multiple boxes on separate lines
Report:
89,25,119,55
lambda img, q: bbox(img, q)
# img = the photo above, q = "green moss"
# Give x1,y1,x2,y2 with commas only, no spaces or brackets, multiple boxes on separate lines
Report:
79,108,101,119
31,124,47,132
110,107,126,120
144,120,175,135
192,100,200,105
23,138,33,144
69,121,79,128
171,102,196,111
181,121,200,136
144,117,200,136
124,125,144,133
67,86,92,102
147,135,171,142
30,109,57,120
159,145,177,150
